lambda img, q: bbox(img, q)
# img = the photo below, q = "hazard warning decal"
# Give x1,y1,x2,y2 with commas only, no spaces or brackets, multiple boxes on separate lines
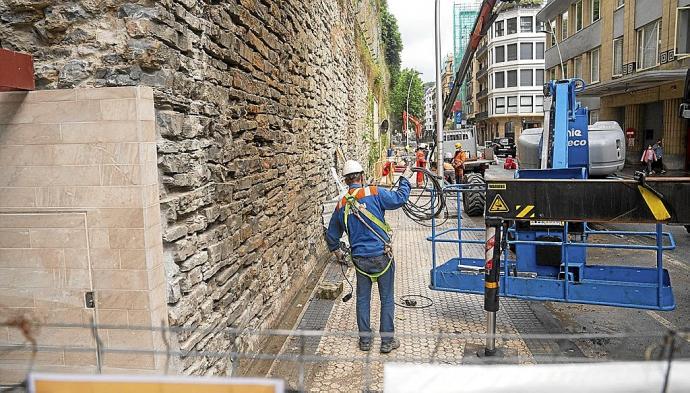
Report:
488,194,509,213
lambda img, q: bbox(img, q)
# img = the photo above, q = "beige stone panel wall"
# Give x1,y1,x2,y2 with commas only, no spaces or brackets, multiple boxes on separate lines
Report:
0,87,167,383
663,98,686,156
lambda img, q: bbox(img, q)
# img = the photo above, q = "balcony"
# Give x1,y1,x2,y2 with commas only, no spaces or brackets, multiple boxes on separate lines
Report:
476,111,488,121
476,43,488,58
476,88,488,100
477,67,488,80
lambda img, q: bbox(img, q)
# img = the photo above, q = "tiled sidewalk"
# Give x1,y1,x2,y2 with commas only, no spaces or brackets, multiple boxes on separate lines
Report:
304,206,533,392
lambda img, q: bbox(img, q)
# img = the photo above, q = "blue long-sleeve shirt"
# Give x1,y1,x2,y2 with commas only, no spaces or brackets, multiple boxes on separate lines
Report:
326,177,411,258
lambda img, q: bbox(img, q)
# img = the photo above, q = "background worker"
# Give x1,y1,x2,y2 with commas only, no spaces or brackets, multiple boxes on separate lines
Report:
381,157,395,186
452,142,467,184
326,160,411,354
443,152,455,184
414,145,427,187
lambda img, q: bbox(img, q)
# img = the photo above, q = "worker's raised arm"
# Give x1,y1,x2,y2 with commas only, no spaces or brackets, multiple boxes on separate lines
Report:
378,176,411,210
325,207,345,252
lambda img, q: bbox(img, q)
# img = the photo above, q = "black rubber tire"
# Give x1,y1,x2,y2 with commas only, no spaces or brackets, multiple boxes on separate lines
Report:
462,173,486,217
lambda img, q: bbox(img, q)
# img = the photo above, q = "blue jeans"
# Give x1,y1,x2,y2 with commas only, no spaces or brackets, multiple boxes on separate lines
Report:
354,255,395,344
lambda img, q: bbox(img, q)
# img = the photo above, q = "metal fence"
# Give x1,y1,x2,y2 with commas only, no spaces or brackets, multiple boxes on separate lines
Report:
1,317,689,392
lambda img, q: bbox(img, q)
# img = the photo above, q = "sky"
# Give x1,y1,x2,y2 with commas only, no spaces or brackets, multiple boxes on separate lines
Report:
388,0,457,84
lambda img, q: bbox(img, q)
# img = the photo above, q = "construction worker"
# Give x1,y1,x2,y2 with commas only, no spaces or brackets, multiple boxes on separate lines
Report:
443,152,455,184
381,157,395,186
326,160,411,354
415,145,427,187
452,142,467,184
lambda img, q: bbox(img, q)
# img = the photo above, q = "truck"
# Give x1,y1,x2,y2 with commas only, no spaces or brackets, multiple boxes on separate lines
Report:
442,126,492,216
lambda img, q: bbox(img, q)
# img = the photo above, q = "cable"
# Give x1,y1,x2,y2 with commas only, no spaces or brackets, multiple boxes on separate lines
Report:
395,294,433,309
400,167,448,226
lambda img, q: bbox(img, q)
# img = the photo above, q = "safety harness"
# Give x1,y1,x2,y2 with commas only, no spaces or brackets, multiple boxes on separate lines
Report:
343,188,394,282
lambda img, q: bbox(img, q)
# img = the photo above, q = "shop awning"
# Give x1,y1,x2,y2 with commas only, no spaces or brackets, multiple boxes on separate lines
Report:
580,69,687,97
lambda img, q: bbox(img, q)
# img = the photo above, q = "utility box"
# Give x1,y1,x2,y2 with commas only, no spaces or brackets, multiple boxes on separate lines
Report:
0,48,34,91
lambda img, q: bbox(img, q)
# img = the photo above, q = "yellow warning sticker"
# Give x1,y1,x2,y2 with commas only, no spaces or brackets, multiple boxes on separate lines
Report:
488,194,509,213
488,183,506,190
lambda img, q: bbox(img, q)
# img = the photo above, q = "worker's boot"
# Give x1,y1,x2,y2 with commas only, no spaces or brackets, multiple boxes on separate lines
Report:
358,339,371,352
380,338,400,354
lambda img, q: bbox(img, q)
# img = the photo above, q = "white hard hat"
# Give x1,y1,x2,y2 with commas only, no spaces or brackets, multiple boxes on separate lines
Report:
343,160,364,176
419,143,427,149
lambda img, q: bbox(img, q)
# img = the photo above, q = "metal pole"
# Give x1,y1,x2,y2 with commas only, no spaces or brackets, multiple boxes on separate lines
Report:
434,0,444,177
406,74,413,149
546,21,565,78
484,217,502,356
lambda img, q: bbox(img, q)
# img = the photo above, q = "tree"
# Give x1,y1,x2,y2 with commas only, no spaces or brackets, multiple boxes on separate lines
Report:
389,68,424,137
379,0,403,88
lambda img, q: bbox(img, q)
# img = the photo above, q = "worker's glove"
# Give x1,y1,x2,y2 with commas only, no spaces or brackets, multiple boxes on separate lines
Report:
403,166,414,178
333,249,346,263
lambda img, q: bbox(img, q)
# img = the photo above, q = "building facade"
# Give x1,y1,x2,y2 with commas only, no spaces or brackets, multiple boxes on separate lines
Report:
454,1,481,120
476,2,547,144
537,0,690,169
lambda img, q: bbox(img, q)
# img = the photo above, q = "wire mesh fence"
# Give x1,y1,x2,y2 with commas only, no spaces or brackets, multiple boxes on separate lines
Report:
1,318,689,392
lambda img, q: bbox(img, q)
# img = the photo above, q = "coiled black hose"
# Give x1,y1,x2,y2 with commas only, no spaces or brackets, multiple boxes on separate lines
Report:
397,167,447,226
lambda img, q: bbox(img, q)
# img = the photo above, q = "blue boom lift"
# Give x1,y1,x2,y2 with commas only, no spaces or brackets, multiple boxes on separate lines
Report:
431,0,690,356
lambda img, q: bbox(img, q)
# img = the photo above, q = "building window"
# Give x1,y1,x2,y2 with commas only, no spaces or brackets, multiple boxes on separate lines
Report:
592,0,600,23
613,38,624,76
563,62,569,78
537,21,546,33
573,56,582,78
495,71,505,88
520,16,533,33
508,96,518,113
590,110,600,124
676,7,690,56
495,20,504,37
590,48,600,83
520,69,533,86
520,96,533,113
535,95,544,112
520,43,533,60
507,44,518,61
550,20,557,45
561,11,569,40
495,46,505,63
616,0,625,9
536,42,545,59
536,69,544,86
575,1,583,32
637,20,661,70
507,70,518,87
496,97,505,114
507,18,517,34
549,68,556,81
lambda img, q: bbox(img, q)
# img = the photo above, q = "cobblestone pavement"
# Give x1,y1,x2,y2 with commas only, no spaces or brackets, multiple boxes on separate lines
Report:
301,201,533,392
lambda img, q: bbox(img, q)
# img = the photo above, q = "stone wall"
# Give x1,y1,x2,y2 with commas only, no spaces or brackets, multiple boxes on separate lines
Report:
1,0,382,375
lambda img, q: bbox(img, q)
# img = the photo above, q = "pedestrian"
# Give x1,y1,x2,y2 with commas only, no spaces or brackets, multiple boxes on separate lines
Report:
415,145,427,187
326,160,411,354
640,144,657,175
452,142,467,184
653,139,666,174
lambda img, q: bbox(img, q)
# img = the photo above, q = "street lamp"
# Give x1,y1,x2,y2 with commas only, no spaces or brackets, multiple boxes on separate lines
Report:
405,70,421,149
539,20,565,78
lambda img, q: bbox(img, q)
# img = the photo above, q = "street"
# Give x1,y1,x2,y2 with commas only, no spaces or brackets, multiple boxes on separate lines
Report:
486,159,690,361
